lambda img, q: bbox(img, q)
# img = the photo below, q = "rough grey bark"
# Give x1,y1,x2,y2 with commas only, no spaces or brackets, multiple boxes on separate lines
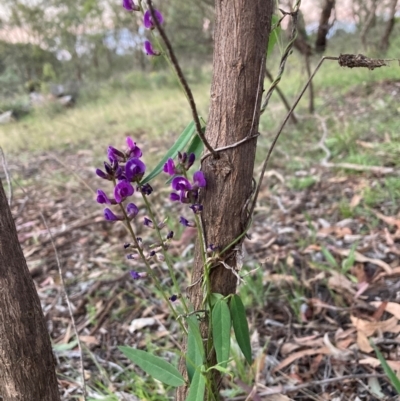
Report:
177,0,273,399
0,179,60,401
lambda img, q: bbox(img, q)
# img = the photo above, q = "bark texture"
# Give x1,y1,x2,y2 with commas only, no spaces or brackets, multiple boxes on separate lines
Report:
315,0,336,53
177,0,273,399
0,179,60,401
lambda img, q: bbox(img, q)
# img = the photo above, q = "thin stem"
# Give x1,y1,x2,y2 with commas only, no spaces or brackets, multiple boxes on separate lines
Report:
140,192,189,314
40,213,87,400
119,203,188,335
260,0,302,115
147,0,218,159
248,56,338,222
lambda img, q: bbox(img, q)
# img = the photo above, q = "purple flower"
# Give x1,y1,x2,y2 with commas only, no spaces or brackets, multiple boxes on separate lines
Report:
169,193,180,202
139,183,153,195
143,9,164,30
163,158,177,176
104,208,123,221
122,0,139,11
193,171,206,188
96,168,111,180
114,180,134,203
187,153,196,170
107,146,125,163
169,294,178,302
96,189,114,204
144,217,154,228
144,40,160,56
126,157,146,182
126,137,142,158
104,162,114,176
167,231,174,240
130,270,142,280
127,203,139,219
172,176,192,191
179,216,195,227
190,203,203,214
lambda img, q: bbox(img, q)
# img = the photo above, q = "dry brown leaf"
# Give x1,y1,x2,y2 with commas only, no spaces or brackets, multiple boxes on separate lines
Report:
350,194,362,208
360,357,400,372
371,301,400,320
332,247,392,274
356,330,373,353
371,301,388,321
273,347,330,372
79,335,100,345
351,315,400,336
323,333,353,360
280,342,301,356
370,210,400,230
328,271,356,294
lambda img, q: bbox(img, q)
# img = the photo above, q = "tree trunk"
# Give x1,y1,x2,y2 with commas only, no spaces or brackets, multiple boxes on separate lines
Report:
379,0,398,53
177,0,273,399
315,0,336,53
0,179,60,401
360,0,378,50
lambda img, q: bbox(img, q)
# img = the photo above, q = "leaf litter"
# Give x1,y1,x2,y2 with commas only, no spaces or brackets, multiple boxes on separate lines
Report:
4,80,400,400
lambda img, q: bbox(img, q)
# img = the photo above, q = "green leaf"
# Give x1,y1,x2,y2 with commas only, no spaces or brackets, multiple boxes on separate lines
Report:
371,342,400,393
212,299,231,368
185,368,205,401
186,315,205,382
186,132,204,161
118,346,185,387
230,294,252,364
321,246,338,268
267,15,282,56
141,120,196,184
52,339,78,352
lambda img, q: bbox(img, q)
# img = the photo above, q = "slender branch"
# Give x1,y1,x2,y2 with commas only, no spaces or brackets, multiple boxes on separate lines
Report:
147,0,217,158
260,1,302,115
40,212,87,400
264,67,297,124
248,56,338,221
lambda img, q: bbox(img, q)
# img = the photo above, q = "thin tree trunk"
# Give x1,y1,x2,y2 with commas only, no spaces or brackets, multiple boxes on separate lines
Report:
315,0,336,53
176,0,273,399
380,0,398,53
0,179,60,401
360,0,378,50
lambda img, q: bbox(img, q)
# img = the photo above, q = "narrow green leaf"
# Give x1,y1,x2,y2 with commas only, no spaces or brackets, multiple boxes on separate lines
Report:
185,368,205,401
267,15,282,55
230,294,252,364
118,346,185,387
321,246,338,268
371,342,400,393
186,132,204,161
52,339,78,352
186,315,205,382
141,120,196,184
212,299,231,368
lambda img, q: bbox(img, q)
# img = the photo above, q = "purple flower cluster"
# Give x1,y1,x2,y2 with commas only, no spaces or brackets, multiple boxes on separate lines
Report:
95,137,148,222
163,152,206,228
122,0,163,56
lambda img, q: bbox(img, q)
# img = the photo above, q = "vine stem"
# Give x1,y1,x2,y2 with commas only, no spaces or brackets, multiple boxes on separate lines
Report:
119,203,188,335
146,0,218,159
140,192,189,314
